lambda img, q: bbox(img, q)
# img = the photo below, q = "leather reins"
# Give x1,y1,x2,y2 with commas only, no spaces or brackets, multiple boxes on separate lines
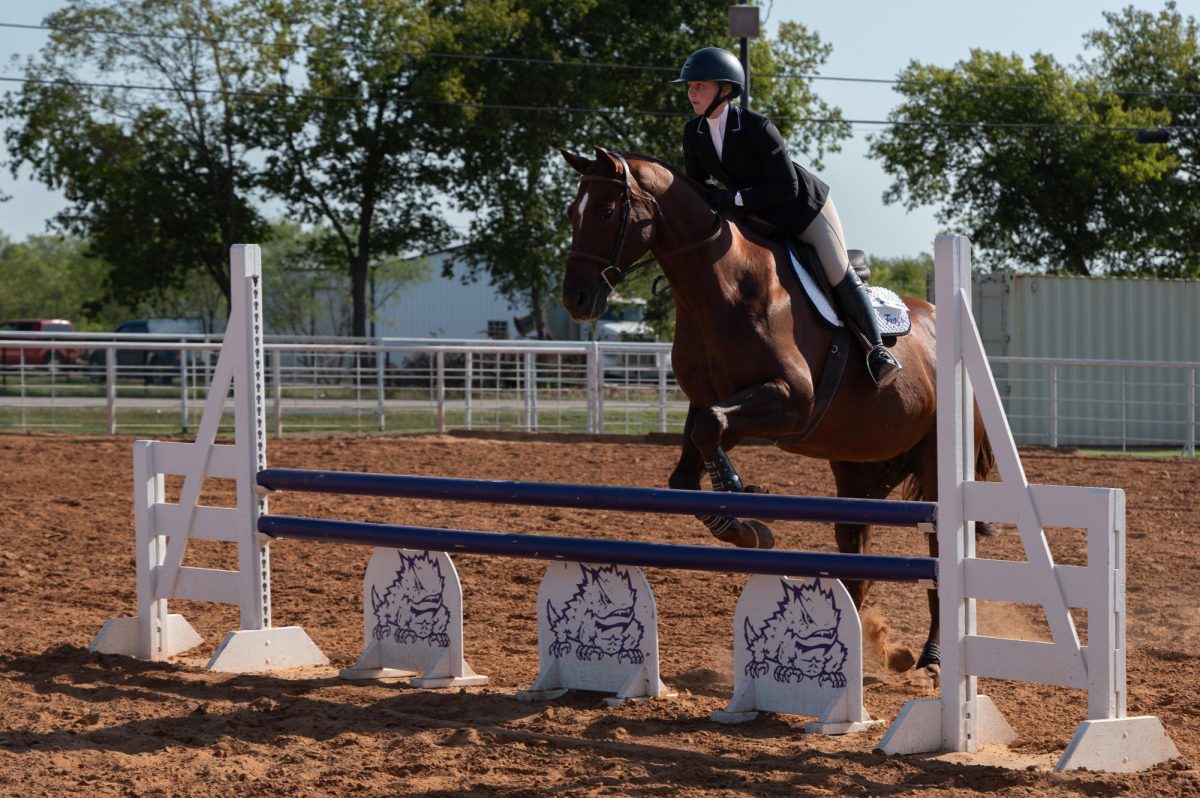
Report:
568,151,724,290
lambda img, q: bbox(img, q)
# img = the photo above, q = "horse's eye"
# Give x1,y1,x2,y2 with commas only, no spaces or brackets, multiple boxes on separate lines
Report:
599,207,615,220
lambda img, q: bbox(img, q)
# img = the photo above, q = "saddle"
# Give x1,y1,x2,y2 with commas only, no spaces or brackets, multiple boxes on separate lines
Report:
736,211,910,441
735,210,910,338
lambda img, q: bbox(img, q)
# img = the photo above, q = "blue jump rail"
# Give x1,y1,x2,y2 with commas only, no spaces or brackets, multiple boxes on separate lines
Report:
256,469,938,528
259,515,938,583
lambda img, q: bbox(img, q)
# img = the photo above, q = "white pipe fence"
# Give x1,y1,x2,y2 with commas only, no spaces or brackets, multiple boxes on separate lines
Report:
0,332,1195,454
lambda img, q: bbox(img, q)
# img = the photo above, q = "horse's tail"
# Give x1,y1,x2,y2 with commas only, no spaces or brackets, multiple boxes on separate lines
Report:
975,429,996,482
898,427,996,504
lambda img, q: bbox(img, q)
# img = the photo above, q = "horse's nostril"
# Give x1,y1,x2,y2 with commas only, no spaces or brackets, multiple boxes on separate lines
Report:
576,291,590,311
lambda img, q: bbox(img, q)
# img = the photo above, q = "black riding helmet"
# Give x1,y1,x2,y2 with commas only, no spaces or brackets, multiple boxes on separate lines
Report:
671,47,745,110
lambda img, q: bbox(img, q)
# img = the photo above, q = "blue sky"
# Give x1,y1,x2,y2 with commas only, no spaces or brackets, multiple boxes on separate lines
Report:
0,1,1183,258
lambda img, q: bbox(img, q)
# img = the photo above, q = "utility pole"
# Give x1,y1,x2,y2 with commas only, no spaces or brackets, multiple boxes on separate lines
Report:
728,5,760,110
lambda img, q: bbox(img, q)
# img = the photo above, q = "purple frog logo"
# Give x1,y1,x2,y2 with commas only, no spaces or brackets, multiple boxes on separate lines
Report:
744,579,847,687
546,565,645,663
370,551,451,647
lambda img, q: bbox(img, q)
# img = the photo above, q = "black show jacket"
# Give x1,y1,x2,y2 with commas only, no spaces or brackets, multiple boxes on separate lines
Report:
682,105,829,233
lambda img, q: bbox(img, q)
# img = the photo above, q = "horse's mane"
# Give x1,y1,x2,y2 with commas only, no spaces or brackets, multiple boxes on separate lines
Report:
616,152,708,197
619,151,780,249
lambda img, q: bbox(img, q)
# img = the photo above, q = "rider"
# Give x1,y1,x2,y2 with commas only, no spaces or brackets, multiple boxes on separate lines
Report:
672,47,902,387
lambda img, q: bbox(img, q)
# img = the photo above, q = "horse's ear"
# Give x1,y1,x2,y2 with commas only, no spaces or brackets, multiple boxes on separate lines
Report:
559,148,593,175
592,145,622,175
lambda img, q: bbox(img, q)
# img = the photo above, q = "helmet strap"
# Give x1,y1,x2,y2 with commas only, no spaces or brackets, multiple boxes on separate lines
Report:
702,89,726,120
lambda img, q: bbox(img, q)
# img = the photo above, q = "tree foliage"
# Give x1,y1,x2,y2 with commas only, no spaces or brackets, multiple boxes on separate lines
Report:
867,253,933,300
426,3,850,337
1082,2,1199,276
251,0,468,338
0,234,113,327
3,0,272,307
869,48,1175,276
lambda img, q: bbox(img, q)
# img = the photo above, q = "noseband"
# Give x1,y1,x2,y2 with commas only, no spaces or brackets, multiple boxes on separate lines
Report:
568,151,723,290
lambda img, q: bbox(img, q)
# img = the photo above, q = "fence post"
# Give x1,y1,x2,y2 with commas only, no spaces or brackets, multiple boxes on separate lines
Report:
1121,371,1127,453
271,352,283,439
1049,364,1058,449
593,342,605,435
586,342,598,434
179,340,189,434
1188,367,1196,457
376,347,386,433
657,350,668,433
18,349,26,431
106,346,117,434
436,350,446,434
524,351,537,432
464,352,473,431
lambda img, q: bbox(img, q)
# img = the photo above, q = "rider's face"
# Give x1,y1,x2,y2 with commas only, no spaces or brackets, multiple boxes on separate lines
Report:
687,81,726,117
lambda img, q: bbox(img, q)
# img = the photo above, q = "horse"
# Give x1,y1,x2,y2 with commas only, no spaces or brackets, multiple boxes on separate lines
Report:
557,146,994,678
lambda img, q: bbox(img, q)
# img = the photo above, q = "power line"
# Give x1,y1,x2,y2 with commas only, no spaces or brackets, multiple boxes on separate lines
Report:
2,73,1191,134
3,19,1197,102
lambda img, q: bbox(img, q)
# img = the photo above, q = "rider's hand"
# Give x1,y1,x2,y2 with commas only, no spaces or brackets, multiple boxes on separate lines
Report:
704,186,734,210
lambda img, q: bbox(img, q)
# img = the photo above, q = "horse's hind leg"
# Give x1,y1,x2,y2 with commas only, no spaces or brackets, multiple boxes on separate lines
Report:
830,459,919,672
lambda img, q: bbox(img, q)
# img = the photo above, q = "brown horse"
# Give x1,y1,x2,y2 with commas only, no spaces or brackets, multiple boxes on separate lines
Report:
558,146,994,676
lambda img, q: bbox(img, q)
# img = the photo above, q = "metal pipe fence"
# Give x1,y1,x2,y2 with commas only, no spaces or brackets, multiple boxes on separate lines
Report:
0,332,1195,454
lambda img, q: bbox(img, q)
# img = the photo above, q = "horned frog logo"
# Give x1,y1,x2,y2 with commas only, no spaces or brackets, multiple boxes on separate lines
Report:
744,578,848,687
546,565,645,663
370,551,451,647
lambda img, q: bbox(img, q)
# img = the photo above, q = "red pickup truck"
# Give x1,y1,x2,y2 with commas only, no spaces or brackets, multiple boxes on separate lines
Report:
0,319,83,366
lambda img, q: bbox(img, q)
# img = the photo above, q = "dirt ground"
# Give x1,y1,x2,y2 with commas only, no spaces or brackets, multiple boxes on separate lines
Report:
0,432,1197,797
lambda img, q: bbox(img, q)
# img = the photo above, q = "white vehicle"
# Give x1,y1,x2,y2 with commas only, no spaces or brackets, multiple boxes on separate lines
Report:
584,297,662,382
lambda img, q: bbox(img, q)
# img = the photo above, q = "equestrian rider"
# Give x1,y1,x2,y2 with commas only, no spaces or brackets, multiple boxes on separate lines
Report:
673,47,902,387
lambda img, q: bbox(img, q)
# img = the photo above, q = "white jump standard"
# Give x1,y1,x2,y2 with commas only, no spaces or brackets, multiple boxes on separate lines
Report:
91,238,1179,773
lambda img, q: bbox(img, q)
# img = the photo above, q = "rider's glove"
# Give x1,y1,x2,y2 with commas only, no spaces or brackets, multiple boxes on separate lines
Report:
704,186,734,210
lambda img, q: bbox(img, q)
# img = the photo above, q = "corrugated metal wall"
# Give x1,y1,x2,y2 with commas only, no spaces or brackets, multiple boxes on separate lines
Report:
973,273,1199,448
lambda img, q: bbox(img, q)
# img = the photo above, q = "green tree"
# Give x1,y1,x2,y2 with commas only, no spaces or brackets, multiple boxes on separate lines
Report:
3,0,271,309
869,49,1173,275
0,233,113,327
260,220,431,337
431,3,850,338
1083,2,1198,276
253,0,467,339
868,253,933,300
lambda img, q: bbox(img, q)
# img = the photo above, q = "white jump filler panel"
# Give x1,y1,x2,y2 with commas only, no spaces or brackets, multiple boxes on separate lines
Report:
713,575,880,734
342,548,487,687
518,561,671,706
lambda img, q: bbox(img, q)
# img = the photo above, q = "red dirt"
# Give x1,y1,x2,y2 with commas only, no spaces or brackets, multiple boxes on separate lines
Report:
1,432,1197,797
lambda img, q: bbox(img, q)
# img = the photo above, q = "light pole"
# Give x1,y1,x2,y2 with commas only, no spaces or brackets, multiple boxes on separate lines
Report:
728,4,760,110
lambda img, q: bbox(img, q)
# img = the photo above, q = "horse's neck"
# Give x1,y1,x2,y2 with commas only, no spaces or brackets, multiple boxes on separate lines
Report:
654,208,771,313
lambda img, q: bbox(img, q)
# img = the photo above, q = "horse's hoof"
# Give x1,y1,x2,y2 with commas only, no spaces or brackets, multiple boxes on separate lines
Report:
742,485,777,522
716,519,774,549
922,662,941,690
744,519,775,549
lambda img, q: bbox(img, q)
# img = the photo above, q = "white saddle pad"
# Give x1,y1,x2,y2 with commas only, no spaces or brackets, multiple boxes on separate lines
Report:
788,249,911,336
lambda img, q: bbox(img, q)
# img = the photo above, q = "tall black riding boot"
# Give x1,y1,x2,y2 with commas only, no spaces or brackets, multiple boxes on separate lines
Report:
831,269,902,387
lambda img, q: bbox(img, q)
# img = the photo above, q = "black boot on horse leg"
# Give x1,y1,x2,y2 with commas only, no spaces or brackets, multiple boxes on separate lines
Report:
696,447,775,550
832,269,902,387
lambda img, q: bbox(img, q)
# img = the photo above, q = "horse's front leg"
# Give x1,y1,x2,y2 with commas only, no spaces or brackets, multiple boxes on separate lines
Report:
668,405,705,492
670,405,764,547
687,379,806,549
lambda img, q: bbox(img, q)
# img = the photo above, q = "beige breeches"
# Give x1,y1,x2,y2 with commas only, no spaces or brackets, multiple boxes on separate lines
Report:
797,197,851,287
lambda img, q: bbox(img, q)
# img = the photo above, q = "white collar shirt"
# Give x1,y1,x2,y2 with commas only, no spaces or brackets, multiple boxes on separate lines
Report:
707,103,730,161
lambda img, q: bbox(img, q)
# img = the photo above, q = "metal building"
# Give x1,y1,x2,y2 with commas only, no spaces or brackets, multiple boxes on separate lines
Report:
972,273,1199,450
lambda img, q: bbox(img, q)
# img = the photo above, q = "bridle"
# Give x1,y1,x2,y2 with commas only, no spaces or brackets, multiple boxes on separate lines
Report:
568,150,724,290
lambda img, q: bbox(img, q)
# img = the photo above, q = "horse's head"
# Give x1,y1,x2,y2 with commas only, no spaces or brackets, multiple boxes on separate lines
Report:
559,146,659,322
